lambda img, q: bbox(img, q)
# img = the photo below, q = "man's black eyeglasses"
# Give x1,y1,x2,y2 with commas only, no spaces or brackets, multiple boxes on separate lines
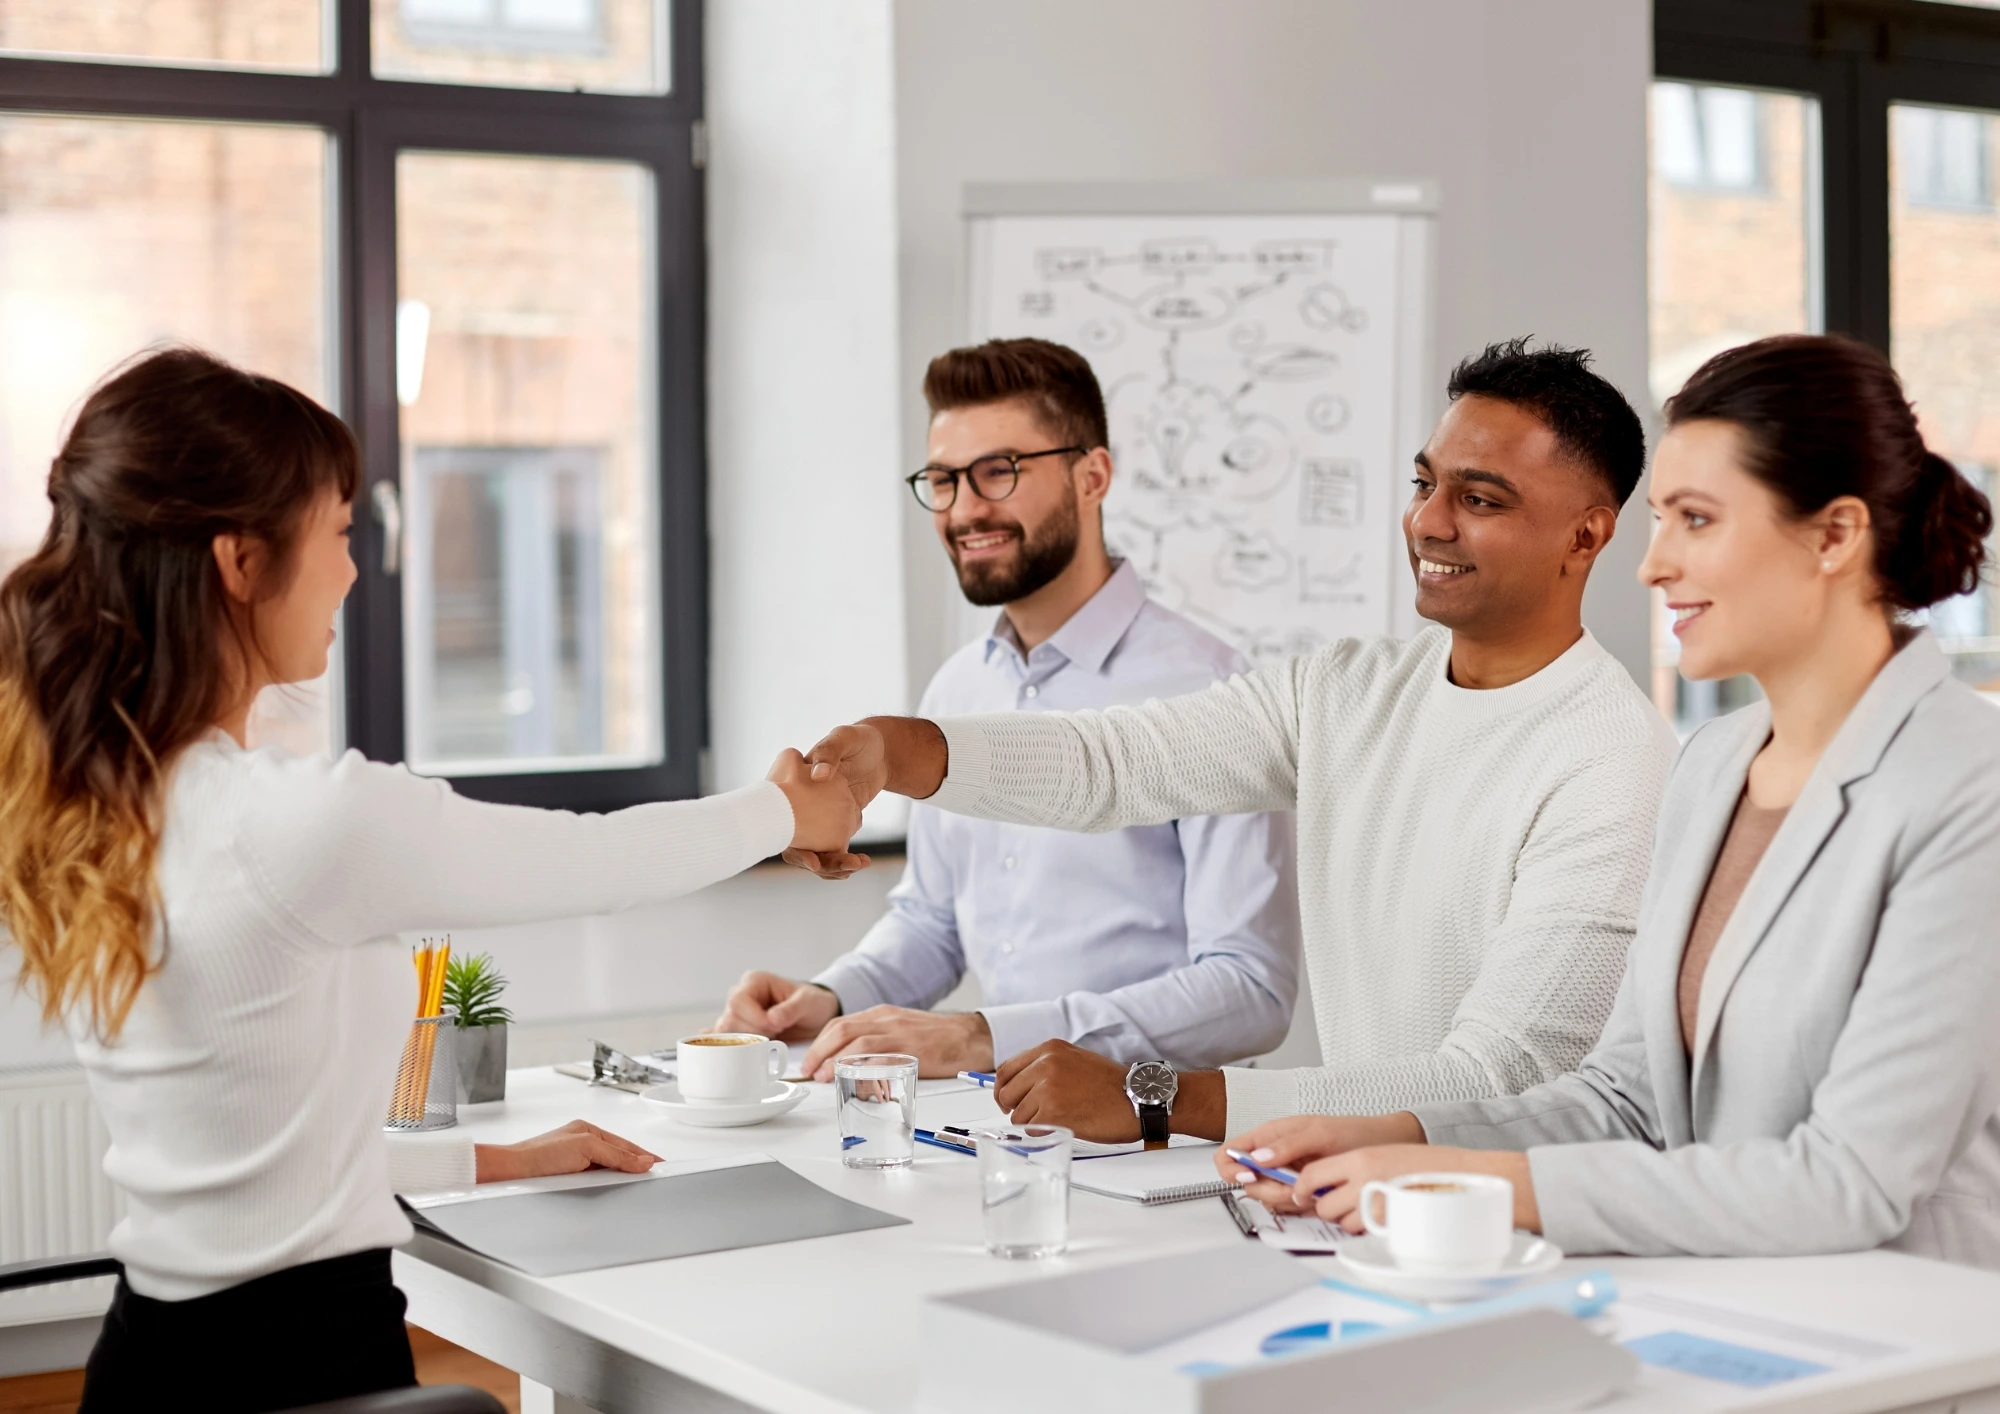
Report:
905,447,1086,511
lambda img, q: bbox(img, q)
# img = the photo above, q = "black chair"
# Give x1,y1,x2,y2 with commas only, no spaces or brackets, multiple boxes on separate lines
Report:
0,1254,506,1414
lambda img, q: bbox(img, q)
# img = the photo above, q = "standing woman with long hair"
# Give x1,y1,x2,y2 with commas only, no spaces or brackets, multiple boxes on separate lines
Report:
1221,334,2000,1269
0,348,860,1411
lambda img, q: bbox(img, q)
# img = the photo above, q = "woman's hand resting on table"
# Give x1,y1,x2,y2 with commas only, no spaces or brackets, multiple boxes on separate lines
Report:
1214,1112,1542,1234
473,1120,660,1183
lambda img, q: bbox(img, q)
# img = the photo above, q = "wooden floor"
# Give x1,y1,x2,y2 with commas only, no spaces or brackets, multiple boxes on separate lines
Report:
0,1327,519,1414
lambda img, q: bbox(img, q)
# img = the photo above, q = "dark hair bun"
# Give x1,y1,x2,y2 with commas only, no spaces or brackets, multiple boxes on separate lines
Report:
1666,335,1992,611
1885,451,1993,610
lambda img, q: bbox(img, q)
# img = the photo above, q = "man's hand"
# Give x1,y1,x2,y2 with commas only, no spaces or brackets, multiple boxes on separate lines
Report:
994,1040,1140,1142
713,971,840,1042
994,1041,1230,1143
1215,1112,1427,1212
799,1005,993,1081
768,748,863,855
785,717,950,881
473,1120,660,1183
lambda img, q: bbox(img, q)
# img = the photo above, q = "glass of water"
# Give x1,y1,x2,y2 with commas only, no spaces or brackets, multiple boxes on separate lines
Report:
977,1124,1071,1258
834,1053,918,1169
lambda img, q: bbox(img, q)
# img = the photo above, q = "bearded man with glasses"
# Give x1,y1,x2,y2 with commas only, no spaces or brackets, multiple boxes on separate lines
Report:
714,338,1302,1087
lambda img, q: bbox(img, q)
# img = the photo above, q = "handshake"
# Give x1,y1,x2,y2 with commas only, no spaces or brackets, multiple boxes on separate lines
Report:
763,715,951,881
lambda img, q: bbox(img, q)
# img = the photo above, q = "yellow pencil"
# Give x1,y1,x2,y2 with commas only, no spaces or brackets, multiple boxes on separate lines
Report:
409,937,451,1118
392,945,424,1122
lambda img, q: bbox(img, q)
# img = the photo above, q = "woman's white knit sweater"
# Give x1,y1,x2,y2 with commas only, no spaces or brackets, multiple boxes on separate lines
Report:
68,734,793,1300
930,627,1678,1133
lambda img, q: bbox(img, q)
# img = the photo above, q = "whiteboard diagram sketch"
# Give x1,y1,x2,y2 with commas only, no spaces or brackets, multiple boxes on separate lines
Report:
969,200,1431,665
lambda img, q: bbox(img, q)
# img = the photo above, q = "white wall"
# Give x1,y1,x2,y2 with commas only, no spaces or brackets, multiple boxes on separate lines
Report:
705,0,910,840
891,0,1655,694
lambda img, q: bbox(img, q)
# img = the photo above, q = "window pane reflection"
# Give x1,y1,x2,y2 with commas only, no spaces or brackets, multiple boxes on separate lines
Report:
397,150,661,776
1891,102,2000,695
0,0,324,73
1649,83,1821,730
0,113,335,753
373,0,668,94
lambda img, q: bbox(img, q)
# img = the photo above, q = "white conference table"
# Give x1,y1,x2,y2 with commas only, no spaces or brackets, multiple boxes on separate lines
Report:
394,1068,2000,1414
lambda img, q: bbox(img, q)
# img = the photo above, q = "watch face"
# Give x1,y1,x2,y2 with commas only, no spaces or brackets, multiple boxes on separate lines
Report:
1127,1060,1177,1105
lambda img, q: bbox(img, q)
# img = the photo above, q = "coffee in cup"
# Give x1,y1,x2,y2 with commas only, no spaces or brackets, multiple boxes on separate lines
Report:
676,1033,787,1104
1359,1171,1514,1273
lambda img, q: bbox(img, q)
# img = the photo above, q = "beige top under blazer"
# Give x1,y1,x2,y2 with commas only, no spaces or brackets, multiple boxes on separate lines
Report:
1415,630,2000,1268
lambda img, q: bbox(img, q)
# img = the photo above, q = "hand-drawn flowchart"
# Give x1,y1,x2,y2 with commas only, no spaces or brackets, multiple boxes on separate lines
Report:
971,211,1416,663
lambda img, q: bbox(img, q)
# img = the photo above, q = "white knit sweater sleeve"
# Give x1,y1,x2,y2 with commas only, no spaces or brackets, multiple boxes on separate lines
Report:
236,750,795,947
930,657,1307,829
383,1131,480,1194
1223,735,1673,1131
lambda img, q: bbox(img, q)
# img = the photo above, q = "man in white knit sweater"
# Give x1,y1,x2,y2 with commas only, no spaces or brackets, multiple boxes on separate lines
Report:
791,340,1678,1142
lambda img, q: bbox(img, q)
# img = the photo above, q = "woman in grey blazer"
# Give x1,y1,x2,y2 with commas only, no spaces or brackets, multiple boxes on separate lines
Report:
1223,334,2000,1269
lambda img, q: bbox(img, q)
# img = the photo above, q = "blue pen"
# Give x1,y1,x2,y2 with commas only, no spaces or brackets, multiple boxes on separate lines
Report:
1223,1147,1301,1185
914,1128,976,1155
957,1070,996,1088
1224,1147,1346,1199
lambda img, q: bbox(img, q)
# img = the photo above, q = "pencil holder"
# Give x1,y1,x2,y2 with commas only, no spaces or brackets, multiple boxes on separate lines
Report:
385,1011,459,1131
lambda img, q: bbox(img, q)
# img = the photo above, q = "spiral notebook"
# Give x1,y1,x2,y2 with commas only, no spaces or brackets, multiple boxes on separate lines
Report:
1069,1142,1230,1205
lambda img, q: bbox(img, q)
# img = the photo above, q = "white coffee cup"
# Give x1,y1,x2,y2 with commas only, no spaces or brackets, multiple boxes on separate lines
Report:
1359,1171,1514,1274
676,1033,787,1104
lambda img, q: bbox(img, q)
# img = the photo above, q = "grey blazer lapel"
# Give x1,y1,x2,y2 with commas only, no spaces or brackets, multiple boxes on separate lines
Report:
1689,632,1952,1095
1649,714,1764,1144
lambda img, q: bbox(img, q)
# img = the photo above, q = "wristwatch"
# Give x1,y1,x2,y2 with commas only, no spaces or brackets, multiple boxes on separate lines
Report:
1124,1060,1177,1150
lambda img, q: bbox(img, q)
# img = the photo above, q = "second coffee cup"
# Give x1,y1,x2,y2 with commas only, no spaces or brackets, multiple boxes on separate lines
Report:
1358,1171,1514,1273
677,1033,787,1103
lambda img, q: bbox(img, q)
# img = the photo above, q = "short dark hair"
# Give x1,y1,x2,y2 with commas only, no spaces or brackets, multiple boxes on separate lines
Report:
1667,334,1991,611
1446,338,1646,505
923,338,1109,451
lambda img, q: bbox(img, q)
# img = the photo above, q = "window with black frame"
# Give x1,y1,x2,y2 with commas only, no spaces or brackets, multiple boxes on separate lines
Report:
1652,0,2000,732
0,0,704,810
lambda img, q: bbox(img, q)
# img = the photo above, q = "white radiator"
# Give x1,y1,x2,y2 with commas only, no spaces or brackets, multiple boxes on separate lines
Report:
0,1064,121,1327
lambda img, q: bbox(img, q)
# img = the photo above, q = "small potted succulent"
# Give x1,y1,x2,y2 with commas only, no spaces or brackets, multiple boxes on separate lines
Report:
443,951,513,1104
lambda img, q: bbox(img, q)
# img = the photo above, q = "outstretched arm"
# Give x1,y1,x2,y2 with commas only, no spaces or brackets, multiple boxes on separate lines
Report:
239,746,860,946
791,659,1312,878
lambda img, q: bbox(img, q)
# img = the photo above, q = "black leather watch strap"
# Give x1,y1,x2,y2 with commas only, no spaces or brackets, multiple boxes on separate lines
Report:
1138,1101,1170,1148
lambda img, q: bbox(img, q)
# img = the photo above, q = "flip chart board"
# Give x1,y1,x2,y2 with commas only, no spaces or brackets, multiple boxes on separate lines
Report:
966,182,1437,663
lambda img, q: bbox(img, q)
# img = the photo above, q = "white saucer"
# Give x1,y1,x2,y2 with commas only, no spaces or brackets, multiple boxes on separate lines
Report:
638,1080,807,1128
1333,1232,1563,1303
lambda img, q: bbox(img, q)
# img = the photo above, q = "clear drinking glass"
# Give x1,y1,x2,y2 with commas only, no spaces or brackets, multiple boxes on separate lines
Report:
977,1124,1071,1259
835,1053,917,1169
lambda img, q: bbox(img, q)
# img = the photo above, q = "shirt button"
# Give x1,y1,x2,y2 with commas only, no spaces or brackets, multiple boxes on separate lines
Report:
1023,684,1039,699
1003,856,1016,870
1002,942,1016,955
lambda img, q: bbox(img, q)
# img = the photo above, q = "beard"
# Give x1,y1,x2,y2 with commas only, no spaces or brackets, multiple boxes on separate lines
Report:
949,482,1083,607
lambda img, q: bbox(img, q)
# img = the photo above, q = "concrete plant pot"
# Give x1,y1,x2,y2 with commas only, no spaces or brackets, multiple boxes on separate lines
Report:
455,1022,508,1105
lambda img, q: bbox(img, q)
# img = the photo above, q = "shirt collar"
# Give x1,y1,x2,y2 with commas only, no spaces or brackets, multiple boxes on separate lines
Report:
982,559,1148,674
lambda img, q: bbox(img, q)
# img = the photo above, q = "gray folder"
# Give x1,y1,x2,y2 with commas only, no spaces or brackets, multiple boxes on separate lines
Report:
404,1160,909,1276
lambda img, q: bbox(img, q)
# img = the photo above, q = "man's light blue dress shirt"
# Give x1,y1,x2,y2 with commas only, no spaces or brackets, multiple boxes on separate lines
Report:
814,561,1301,1067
